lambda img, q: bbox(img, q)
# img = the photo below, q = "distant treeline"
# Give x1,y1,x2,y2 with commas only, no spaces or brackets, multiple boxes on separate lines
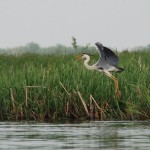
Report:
0,41,150,55
0,42,96,55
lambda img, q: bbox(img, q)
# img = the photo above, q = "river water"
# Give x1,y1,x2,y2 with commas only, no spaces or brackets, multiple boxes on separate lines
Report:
0,121,149,150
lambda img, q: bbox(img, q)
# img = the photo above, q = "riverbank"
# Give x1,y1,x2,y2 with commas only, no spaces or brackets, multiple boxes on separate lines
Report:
0,50,149,121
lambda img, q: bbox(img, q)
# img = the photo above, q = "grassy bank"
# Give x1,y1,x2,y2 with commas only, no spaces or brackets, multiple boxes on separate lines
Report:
0,50,149,121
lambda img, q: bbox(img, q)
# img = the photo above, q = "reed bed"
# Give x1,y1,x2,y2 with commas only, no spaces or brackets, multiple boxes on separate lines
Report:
0,50,149,121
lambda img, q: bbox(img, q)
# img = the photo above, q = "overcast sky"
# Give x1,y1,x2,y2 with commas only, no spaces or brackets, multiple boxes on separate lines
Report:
0,0,150,50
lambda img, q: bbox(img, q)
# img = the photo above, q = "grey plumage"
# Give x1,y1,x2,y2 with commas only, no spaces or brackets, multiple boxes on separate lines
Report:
95,42,124,73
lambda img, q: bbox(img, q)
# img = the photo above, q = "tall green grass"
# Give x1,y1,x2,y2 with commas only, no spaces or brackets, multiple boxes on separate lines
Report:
0,50,149,121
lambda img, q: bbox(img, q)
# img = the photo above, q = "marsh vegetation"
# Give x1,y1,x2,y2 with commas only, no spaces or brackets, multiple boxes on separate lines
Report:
0,44,149,121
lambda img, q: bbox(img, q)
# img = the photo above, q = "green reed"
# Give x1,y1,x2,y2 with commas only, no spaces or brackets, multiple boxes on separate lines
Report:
0,50,149,121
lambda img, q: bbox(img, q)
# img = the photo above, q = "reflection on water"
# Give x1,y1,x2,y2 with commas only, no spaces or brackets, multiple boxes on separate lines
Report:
0,121,150,150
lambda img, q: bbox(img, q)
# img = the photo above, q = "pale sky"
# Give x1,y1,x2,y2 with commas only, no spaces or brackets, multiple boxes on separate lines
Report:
0,0,150,50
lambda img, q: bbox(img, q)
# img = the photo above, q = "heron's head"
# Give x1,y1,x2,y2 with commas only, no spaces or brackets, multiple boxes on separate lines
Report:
75,53,90,61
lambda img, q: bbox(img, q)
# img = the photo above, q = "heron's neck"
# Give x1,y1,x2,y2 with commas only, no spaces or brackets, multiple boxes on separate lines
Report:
84,56,94,70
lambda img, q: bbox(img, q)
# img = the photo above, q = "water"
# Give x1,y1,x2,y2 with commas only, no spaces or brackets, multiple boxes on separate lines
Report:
0,121,150,150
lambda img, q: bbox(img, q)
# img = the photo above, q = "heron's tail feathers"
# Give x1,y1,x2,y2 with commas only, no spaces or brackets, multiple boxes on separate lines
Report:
116,67,124,73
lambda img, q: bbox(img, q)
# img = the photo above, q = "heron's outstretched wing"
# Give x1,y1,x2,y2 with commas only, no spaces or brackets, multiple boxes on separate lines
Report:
95,42,119,67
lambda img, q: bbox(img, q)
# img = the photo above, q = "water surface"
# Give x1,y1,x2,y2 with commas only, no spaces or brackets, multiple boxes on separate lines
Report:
0,121,150,150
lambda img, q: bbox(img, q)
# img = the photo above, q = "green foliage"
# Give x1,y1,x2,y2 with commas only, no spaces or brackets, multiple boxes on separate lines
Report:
0,50,149,121
71,36,78,49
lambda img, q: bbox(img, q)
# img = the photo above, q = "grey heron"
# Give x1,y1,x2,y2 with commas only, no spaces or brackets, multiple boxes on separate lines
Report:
76,42,124,98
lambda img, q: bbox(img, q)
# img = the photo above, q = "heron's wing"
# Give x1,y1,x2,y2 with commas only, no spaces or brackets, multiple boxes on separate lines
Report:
95,44,119,67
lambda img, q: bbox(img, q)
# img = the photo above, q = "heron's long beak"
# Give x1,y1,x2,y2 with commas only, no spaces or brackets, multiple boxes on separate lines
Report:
75,54,82,60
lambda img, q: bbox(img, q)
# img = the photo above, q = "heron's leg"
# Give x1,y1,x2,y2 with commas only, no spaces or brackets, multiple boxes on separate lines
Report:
104,71,121,98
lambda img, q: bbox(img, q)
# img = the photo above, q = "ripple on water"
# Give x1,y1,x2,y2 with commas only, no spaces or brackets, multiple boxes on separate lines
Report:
0,121,150,150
